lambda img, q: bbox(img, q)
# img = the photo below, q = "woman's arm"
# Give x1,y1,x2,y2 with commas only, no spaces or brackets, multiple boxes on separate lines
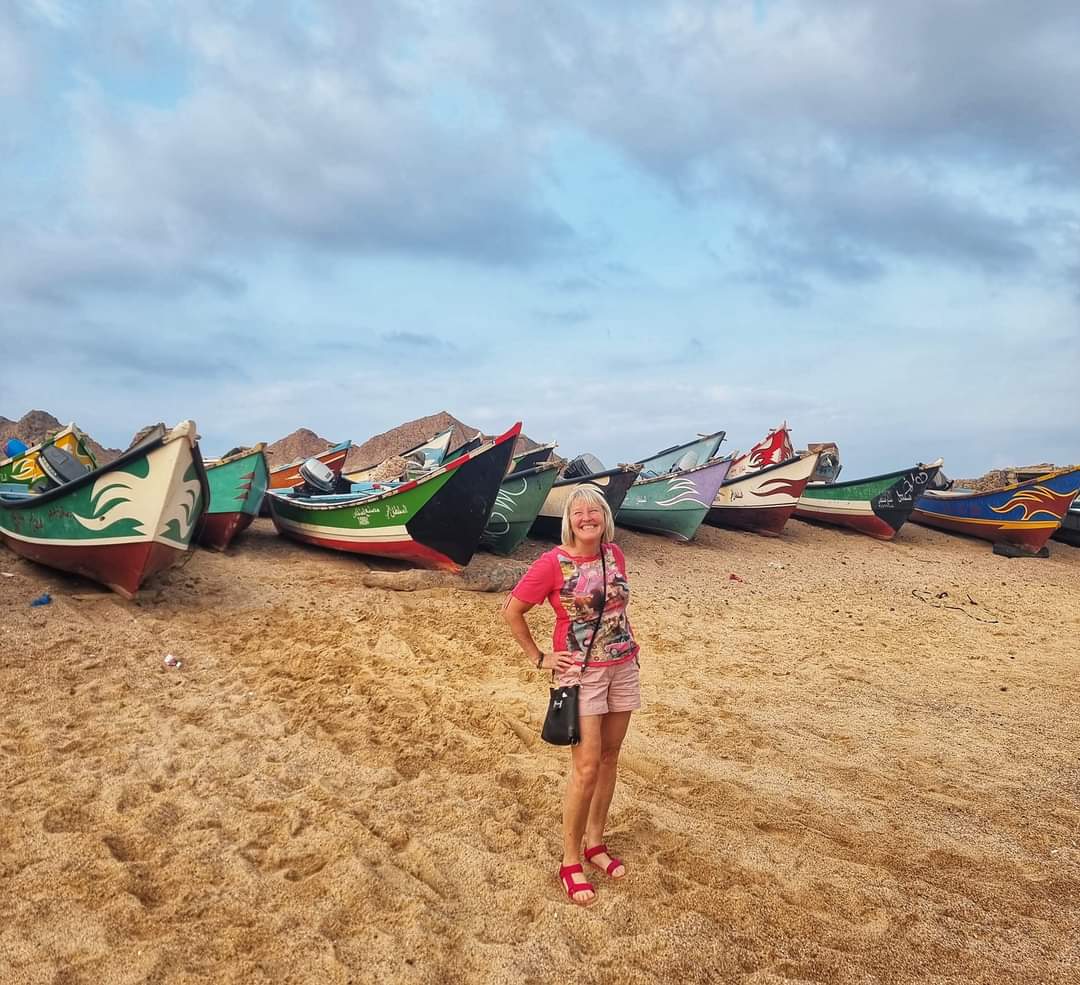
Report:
502,596,575,673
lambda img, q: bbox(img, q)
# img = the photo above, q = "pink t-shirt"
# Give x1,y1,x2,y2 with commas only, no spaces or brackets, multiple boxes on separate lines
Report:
512,542,639,667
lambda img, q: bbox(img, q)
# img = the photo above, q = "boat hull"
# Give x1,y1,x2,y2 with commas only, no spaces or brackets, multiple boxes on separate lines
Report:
705,454,819,536
269,425,520,571
530,467,641,540
198,447,269,551
480,463,560,556
794,463,941,541
636,431,725,475
0,422,208,597
269,441,351,490
913,467,1080,552
617,458,733,541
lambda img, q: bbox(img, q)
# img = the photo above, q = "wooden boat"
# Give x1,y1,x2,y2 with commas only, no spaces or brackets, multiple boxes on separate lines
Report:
270,439,351,491
1052,500,1080,547
617,457,734,540
530,465,642,540
0,421,208,598
705,452,820,536
267,423,521,571
479,461,561,556
196,444,270,551
511,442,557,473
912,466,1080,553
343,428,454,483
636,431,725,475
794,460,943,540
0,423,97,491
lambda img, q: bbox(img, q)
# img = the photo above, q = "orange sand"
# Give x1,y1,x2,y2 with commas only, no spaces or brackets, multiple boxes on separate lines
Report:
1,519,1078,984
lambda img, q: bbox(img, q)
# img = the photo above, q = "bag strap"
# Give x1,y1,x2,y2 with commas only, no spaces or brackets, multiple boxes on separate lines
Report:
581,545,607,671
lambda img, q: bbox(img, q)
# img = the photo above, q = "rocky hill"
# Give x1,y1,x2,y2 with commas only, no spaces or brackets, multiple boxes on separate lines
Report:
0,410,122,465
264,428,343,469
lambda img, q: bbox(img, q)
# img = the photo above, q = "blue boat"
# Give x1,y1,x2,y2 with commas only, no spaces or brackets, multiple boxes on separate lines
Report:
635,431,726,476
912,465,1080,553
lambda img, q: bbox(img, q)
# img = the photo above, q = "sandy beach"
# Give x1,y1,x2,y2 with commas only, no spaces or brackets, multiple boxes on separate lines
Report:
1,519,1078,984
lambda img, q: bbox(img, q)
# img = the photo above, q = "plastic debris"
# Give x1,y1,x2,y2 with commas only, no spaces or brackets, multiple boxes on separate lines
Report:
163,653,183,669
30,593,52,607
1,572,14,578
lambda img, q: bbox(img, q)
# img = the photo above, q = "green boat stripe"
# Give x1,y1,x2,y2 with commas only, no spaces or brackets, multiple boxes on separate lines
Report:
0,527,191,549
274,517,411,542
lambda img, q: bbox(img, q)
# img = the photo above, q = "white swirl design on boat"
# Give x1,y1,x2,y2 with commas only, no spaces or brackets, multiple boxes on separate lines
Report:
655,476,707,507
485,476,530,535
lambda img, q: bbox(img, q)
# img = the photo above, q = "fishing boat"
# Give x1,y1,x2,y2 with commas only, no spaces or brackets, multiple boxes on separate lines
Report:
636,431,725,476
343,428,454,483
270,439,351,491
479,461,561,555
705,452,820,536
530,464,643,540
1052,499,1080,547
511,442,557,473
267,423,521,571
617,457,734,540
0,421,208,598
196,444,270,551
794,460,943,540
912,466,1080,553
0,423,98,491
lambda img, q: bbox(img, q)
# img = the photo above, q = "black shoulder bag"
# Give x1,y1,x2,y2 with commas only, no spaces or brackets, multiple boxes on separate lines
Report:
541,547,607,746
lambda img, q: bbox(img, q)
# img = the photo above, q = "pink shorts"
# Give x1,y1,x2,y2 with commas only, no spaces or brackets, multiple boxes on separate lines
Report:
557,659,641,717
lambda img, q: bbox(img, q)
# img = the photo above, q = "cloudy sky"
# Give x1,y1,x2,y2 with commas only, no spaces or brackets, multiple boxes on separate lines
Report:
2,1,1078,473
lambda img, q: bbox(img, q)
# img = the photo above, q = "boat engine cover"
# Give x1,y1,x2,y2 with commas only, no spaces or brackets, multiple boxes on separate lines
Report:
39,445,90,487
299,458,336,493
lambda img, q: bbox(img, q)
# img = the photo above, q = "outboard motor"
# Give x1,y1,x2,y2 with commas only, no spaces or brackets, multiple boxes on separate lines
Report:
296,457,337,495
37,445,90,490
562,453,606,480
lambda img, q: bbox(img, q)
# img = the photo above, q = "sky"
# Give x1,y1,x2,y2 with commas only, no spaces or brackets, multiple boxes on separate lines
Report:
2,0,1078,474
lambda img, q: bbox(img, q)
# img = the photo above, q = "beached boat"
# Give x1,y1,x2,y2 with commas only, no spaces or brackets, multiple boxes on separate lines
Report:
794,461,943,540
0,421,208,598
196,444,270,551
636,431,725,476
511,442,557,473
530,464,642,540
1052,500,1080,547
267,423,521,570
0,423,98,491
912,466,1080,553
343,428,454,483
616,457,734,540
705,452,820,536
479,461,561,555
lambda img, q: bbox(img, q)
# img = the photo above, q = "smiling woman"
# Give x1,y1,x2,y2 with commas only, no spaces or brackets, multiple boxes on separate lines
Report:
502,484,641,908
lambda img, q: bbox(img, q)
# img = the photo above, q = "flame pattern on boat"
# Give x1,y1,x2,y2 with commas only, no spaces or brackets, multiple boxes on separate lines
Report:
988,486,1078,522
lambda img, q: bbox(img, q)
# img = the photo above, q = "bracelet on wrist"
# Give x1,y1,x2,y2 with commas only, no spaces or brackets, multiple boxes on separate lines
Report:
536,652,545,669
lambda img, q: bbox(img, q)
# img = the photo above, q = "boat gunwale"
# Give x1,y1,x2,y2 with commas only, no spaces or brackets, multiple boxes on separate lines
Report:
803,458,944,495
920,464,1080,502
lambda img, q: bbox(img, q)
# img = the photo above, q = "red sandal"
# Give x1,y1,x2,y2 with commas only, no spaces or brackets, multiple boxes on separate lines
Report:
558,863,597,906
584,843,625,879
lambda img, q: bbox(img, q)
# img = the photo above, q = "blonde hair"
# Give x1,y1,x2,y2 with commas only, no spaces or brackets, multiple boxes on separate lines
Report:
561,484,615,546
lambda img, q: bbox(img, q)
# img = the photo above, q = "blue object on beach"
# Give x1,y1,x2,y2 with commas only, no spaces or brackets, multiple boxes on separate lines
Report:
5,438,28,457
30,593,52,607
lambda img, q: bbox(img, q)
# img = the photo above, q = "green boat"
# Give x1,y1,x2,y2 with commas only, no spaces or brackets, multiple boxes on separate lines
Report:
0,423,97,491
267,423,520,570
794,460,943,540
479,461,560,555
0,421,208,598
616,457,734,540
197,444,270,551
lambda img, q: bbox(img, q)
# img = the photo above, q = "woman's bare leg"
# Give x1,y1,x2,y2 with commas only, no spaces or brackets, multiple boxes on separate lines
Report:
561,714,603,903
584,711,631,876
